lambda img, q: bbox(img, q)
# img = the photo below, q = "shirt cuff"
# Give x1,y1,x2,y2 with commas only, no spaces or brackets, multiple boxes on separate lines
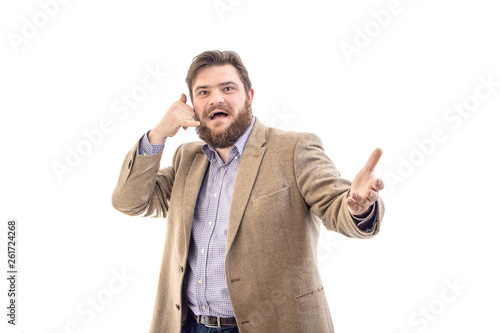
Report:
138,131,165,156
351,201,377,232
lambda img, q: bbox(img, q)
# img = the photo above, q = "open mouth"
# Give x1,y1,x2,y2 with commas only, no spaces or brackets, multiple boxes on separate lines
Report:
208,110,229,120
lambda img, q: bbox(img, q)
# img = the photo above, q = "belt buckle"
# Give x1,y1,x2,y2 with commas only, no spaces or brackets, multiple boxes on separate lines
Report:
205,316,221,328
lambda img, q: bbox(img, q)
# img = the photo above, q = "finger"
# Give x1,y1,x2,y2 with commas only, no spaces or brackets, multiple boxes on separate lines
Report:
351,191,379,212
347,197,360,211
363,148,383,172
347,198,364,214
350,192,370,208
180,93,187,104
179,118,200,128
366,190,379,204
373,178,384,191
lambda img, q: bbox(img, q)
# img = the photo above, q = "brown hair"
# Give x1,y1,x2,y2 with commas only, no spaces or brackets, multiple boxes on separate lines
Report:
186,50,252,101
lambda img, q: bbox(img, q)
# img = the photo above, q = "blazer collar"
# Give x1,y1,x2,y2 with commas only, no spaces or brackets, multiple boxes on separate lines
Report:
182,153,209,250
226,117,267,250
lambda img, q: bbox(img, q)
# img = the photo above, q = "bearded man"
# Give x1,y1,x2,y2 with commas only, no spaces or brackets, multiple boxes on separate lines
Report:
112,50,385,333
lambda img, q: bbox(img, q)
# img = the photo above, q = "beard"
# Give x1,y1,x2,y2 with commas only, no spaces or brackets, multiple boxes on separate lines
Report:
194,101,253,149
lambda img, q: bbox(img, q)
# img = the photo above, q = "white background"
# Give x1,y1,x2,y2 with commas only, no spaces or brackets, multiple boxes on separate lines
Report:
1,0,499,332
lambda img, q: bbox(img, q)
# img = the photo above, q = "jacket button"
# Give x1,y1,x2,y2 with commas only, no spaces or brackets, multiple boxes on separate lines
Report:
179,266,183,273
128,160,132,169
175,304,180,310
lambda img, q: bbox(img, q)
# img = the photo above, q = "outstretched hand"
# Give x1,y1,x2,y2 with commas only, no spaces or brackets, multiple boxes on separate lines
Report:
347,148,384,218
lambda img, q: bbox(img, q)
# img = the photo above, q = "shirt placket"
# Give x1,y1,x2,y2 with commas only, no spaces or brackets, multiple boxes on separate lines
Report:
196,155,228,314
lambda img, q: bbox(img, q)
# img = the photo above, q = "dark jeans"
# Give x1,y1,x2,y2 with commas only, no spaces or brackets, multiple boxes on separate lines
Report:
181,311,240,333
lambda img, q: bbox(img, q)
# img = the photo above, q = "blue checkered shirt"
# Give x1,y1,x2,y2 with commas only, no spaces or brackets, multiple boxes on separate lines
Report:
138,117,376,318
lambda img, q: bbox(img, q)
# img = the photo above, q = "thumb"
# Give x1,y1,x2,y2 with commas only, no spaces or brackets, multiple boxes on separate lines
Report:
179,93,187,104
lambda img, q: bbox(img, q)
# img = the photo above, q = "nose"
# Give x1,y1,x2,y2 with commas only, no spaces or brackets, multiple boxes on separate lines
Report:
209,90,225,106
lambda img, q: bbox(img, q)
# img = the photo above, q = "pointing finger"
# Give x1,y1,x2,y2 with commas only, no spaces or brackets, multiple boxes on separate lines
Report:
364,148,383,172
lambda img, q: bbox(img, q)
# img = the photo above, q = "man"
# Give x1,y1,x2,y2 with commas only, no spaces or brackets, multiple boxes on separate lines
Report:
112,50,385,332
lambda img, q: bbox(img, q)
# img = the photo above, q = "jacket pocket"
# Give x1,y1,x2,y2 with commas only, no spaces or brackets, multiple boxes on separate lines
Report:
295,285,326,314
252,186,290,207
295,286,324,301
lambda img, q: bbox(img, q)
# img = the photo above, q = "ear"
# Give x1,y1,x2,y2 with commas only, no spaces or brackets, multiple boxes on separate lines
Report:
247,88,254,103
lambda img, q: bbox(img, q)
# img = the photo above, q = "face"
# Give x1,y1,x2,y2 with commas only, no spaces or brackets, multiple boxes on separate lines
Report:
192,64,254,149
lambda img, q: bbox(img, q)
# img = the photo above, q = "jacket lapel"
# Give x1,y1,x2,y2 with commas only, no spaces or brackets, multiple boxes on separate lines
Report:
226,118,267,250
183,152,209,249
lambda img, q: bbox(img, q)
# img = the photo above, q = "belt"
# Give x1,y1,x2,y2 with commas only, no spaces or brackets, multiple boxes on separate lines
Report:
191,311,237,328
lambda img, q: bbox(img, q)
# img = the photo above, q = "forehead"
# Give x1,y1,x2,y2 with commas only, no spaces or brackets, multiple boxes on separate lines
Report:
193,64,242,88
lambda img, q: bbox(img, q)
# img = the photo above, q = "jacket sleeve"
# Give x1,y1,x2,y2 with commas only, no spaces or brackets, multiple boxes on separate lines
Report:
111,136,182,218
294,132,384,238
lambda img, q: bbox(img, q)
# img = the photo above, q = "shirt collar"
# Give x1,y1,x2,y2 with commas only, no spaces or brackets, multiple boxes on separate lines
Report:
202,116,256,162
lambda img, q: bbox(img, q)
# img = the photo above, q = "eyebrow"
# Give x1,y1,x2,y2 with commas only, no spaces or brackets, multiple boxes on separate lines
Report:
194,81,239,92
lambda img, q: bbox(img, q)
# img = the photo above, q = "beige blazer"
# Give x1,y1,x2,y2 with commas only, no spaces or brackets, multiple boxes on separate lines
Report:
112,117,384,332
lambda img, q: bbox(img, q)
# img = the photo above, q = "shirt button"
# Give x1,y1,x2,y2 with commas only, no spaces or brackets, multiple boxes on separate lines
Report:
201,306,206,310
208,221,213,226
220,167,224,171
199,279,203,284
201,249,205,254
213,193,218,198
235,156,238,160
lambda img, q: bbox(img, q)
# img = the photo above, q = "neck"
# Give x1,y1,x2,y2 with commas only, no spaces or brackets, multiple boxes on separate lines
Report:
216,147,232,164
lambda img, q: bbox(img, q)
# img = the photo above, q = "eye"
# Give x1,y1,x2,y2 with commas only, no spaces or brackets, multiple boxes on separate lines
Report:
223,86,235,92
198,90,209,96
